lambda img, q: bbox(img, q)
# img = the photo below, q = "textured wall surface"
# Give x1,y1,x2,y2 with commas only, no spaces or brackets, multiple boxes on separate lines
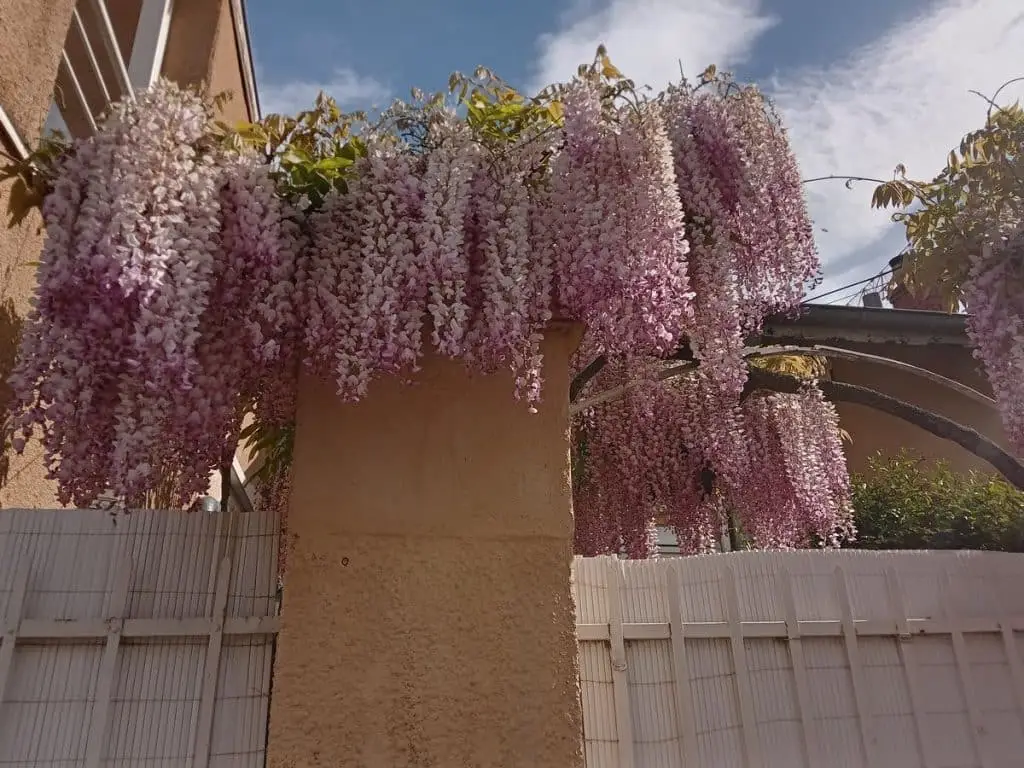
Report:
0,0,76,507
268,327,584,768
832,341,1008,475
0,0,75,137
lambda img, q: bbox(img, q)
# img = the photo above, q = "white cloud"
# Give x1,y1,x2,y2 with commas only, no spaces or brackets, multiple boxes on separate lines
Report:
772,0,1024,299
529,0,1024,302
260,68,390,116
528,0,777,94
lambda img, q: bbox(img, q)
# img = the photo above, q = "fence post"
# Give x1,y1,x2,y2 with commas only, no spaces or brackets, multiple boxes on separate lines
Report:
834,565,877,768
192,549,236,766
723,565,761,768
885,566,934,768
606,557,635,768
666,561,698,766
940,568,991,768
777,566,818,768
0,565,29,710
84,554,133,768
998,572,1024,739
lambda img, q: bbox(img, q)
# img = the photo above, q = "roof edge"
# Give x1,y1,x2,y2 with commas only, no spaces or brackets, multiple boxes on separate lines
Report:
763,304,970,346
228,0,260,120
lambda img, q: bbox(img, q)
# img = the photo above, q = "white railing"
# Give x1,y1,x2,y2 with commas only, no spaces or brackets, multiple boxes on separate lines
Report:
46,0,173,138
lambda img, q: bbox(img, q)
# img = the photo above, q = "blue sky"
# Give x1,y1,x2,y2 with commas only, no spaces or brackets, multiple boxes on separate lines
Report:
248,0,1024,303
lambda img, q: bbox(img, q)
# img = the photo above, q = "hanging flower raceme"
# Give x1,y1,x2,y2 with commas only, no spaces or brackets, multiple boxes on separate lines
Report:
549,81,694,358
9,81,296,507
301,140,426,400
734,387,854,549
728,87,819,320
964,231,1024,455
573,361,723,557
174,157,302,500
461,132,553,405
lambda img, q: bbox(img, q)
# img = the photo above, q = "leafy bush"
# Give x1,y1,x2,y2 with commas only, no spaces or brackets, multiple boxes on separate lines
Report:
851,451,1024,552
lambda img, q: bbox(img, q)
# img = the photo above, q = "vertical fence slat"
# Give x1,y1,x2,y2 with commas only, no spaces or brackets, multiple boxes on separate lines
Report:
1000,620,1024,736
724,565,761,768
666,561,699,766
192,506,239,768
834,565,877,768
941,569,992,768
60,50,98,133
606,558,635,768
0,565,29,707
84,555,132,768
885,566,934,768
71,8,112,103
778,567,817,768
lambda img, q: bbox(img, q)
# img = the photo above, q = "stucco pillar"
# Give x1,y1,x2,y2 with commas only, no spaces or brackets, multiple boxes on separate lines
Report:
267,325,584,768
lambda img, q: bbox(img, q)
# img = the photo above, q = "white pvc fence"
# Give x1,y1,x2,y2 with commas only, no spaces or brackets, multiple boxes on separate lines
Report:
573,551,1024,768
0,503,279,767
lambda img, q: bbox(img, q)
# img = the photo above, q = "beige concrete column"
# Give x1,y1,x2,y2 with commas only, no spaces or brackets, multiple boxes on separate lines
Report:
0,0,76,507
267,325,584,768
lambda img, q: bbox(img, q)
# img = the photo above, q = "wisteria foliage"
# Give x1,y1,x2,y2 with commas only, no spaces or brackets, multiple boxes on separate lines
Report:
872,99,1024,457
8,62,855,554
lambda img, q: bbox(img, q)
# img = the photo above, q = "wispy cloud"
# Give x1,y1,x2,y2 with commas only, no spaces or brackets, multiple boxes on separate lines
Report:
260,68,391,116
529,0,1024,301
528,0,776,94
771,0,1024,296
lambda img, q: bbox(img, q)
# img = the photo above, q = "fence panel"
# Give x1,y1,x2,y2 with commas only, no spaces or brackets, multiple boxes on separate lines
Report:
573,550,1024,768
0,503,279,767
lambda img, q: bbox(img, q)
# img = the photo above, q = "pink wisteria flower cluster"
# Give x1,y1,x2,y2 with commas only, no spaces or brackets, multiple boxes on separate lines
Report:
573,367,854,556
9,70,849,548
300,116,554,404
574,368,728,557
571,81,851,555
964,230,1024,455
8,82,297,507
737,388,854,549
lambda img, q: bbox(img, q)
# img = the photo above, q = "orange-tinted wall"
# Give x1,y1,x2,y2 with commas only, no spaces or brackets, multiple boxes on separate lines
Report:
267,327,585,768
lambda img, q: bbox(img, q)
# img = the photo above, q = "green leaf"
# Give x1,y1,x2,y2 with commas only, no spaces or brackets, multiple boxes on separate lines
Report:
600,54,624,80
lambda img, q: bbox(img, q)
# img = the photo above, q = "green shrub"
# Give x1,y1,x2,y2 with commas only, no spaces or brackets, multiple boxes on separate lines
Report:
851,451,1024,552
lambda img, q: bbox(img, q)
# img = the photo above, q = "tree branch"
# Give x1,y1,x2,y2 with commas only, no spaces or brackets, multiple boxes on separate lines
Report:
568,340,701,404
749,344,996,409
744,368,1024,489
569,361,699,415
569,354,607,402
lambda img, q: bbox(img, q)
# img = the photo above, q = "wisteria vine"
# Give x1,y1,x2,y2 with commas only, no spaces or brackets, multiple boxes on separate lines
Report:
6,58,858,555
872,97,1024,458
7,84,297,507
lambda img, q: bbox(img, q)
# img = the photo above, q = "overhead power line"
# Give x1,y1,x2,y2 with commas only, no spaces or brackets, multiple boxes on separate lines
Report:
803,267,894,305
